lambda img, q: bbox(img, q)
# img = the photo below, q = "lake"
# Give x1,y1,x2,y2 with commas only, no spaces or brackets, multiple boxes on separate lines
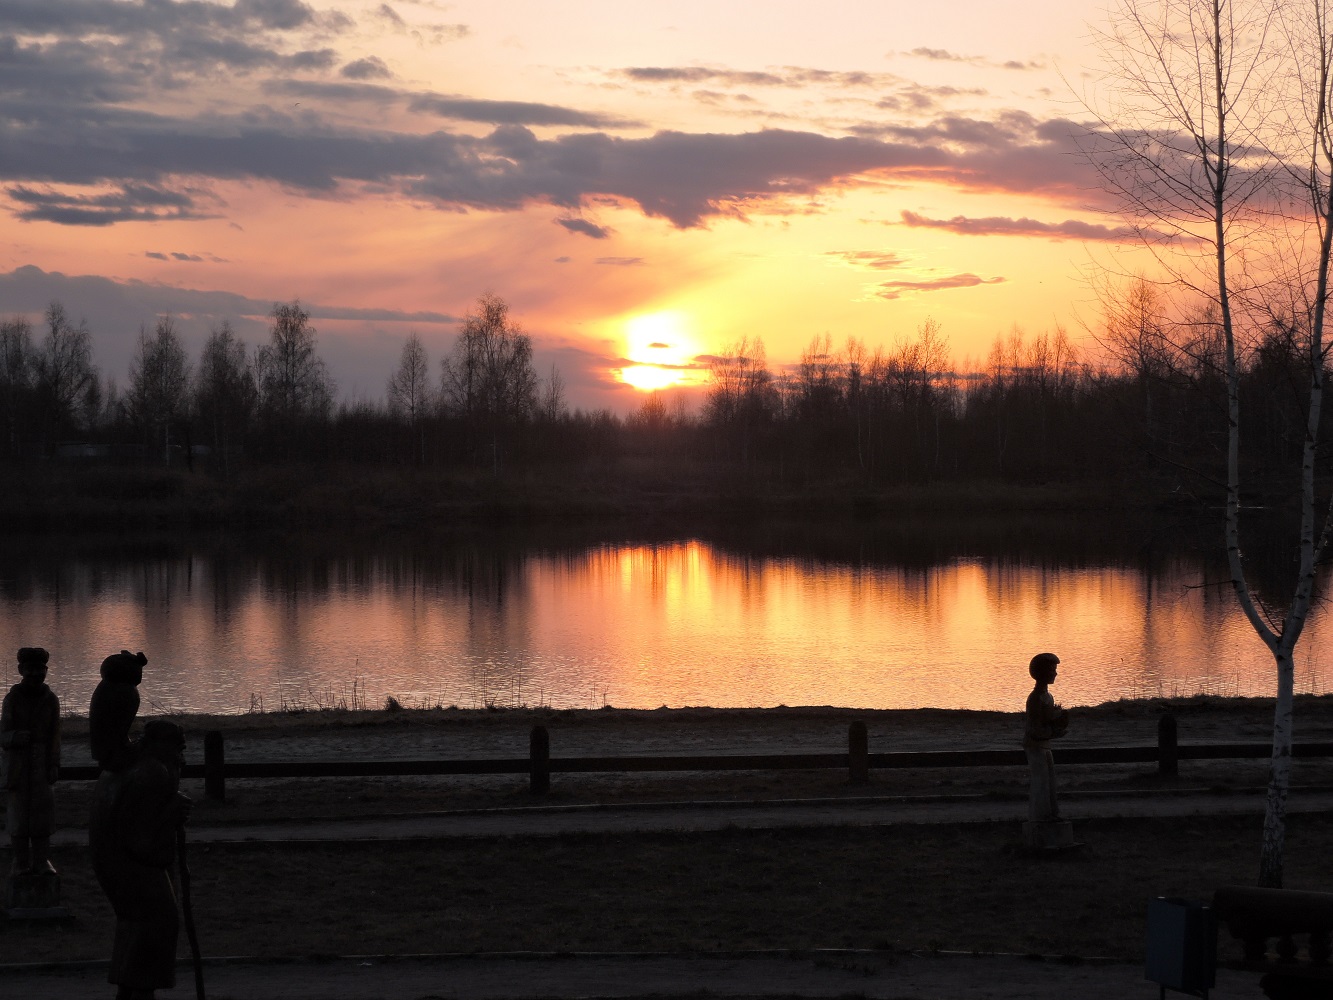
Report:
0,519,1324,715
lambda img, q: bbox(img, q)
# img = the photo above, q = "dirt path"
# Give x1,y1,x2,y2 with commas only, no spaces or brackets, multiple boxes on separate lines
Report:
43,785,1333,845
0,951,1265,1000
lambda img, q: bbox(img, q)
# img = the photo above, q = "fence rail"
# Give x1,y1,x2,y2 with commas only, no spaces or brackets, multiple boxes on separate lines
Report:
54,716,1333,803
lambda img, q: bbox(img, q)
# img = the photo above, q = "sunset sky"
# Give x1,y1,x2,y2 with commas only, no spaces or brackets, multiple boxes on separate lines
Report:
0,0,1137,411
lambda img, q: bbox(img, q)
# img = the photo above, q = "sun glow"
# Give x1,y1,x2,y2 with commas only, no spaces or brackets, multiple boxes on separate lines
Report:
618,311,704,391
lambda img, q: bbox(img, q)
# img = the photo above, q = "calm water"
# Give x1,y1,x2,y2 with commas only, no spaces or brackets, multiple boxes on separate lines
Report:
0,523,1325,715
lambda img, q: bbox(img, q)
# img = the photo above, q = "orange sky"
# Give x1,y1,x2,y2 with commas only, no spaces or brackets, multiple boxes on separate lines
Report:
0,0,1142,411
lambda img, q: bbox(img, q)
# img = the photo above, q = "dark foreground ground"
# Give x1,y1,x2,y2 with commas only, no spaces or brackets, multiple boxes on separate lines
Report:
5,811,1331,966
4,698,1332,971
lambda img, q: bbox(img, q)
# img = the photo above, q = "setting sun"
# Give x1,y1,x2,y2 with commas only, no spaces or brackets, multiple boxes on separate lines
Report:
618,312,706,392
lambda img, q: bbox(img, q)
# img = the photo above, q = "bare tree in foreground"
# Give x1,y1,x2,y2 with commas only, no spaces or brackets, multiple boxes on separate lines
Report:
1092,0,1333,886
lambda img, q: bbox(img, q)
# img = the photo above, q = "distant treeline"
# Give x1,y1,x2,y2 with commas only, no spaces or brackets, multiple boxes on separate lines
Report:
0,288,1327,500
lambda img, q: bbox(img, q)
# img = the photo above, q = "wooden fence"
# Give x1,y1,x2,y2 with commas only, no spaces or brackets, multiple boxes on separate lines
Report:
56,715,1333,803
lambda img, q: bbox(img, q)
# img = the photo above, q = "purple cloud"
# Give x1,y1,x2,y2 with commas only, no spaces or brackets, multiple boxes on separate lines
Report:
875,274,1006,300
899,210,1141,241
556,218,612,239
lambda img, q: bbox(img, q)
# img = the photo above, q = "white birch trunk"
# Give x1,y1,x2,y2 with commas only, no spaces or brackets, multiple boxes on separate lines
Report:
1259,646,1295,887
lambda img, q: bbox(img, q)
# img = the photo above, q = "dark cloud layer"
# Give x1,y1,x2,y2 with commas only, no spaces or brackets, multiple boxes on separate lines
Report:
0,4,1103,232
1,108,1100,227
0,265,462,398
0,264,457,325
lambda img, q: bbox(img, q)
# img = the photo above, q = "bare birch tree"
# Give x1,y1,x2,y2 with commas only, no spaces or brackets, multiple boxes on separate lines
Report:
255,300,333,455
705,336,773,466
387,332,433,464
1092,0,1333,886
0,317,33,458
126,316,191,465
440,293,538,470
194,321,255,476
33,301,96,444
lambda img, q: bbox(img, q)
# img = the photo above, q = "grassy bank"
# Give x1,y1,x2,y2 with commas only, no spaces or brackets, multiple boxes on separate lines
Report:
6,814,1330,964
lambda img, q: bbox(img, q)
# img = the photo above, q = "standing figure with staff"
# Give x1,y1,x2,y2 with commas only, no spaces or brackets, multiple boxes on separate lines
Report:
1,647,62,909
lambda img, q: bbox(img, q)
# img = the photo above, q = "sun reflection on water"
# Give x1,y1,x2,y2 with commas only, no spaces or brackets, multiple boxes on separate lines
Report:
0,539,1322,714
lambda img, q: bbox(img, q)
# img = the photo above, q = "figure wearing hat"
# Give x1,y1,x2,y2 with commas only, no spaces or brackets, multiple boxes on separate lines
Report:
1,647,61,875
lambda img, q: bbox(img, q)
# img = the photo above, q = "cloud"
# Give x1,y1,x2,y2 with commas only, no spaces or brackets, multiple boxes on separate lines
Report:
902,48,1043,71
826,250,912,271
622,66,787,87
908,47,967,62
619,65,899,90
144,251,221,263
341,56,392,80
1,114,1101,228
875,84,988,114
899,210,1142,241
0,265,464,400
875,273,1005,300
0,264,458,324
0,0,322,35
554,256,571,263
595,257,644,266
265,79,403,104
0,10,1105,232
407,95,633,127
9,184,211,226
556,218,611,239
374,4,408,28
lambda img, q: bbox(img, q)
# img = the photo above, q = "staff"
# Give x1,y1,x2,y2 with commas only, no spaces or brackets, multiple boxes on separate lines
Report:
177,826,205,1000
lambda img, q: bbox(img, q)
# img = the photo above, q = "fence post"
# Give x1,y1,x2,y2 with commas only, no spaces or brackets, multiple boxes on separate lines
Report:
530,724,550,796
1158,713,1178,778
849,720,869,785
204,730,225,802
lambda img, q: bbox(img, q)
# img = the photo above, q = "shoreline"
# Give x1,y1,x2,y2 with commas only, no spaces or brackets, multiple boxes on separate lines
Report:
0,464,1171,532
53,691,1333,731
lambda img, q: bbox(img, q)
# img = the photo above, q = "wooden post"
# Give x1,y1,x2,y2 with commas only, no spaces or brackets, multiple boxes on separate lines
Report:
1158,713,1178,778
849,720,869,785
529,724,550,796
204,730,225,802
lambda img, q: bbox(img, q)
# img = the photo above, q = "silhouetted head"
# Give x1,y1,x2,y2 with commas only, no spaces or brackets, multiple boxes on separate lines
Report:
90,651,147,770
16,646,49,688
100,650,147,686
141,720,186,772
1029,652,1060,684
